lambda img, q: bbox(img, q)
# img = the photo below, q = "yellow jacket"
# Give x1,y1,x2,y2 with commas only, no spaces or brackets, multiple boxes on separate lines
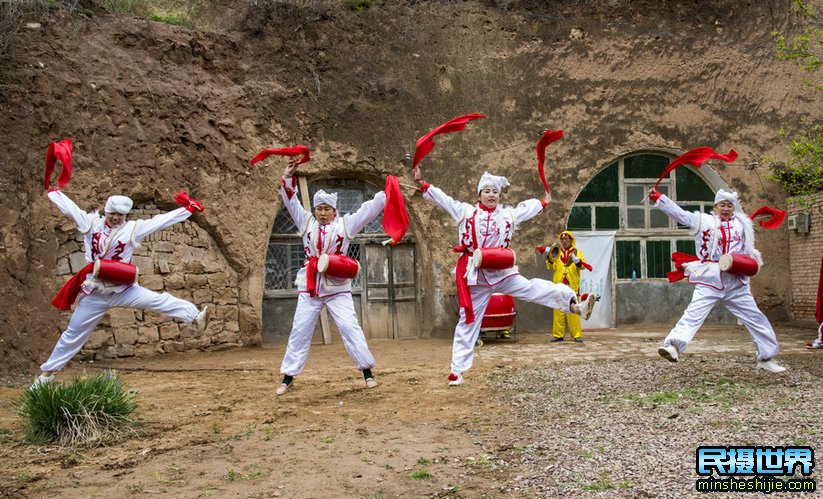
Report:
546,230,589,292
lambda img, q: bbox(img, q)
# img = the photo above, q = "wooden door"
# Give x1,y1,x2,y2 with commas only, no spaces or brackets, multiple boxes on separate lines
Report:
363,242,419,339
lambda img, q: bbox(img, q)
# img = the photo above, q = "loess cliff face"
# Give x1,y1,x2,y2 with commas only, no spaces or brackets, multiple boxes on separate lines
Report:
0,0,818,369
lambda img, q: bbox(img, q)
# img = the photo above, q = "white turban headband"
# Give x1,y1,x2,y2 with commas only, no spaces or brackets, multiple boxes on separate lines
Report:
714,189,741,209
313,189,338,209
105,195,133,214
477,171,510,193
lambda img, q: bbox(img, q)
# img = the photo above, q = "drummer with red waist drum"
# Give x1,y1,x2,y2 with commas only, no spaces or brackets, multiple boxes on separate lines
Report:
649,187,786,373
33,189,210,388
413,167,597,386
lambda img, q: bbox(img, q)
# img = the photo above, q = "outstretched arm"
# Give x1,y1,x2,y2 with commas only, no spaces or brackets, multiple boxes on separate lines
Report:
280,160,311,232
414,166,471,222
651,189,699,230
132,206,192,242
47,189,98,233
342,191,387,237
512,198,548,224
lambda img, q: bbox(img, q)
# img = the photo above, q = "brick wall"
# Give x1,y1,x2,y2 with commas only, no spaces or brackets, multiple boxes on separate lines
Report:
788,191,823,321
54,203,241,361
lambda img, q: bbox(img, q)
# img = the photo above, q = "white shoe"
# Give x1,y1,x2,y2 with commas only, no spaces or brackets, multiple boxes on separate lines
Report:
658,344,679,363
195,306,209,332
365,378,378,389
30,373,54,390
275,382,291,396
579,294,597,320
448,373,463,386
756,359,787,373
807,340,823,350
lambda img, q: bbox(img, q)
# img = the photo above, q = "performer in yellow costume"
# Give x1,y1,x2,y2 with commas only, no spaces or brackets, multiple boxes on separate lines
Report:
546,230,592,342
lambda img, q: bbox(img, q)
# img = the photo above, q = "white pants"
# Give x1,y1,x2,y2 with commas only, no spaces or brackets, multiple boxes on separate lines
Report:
451,274,576,376
663,273,780,361
41,286,199,372
280,292,375,376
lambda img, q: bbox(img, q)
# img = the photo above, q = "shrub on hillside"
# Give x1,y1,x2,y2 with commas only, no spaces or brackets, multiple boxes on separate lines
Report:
17,371,138,447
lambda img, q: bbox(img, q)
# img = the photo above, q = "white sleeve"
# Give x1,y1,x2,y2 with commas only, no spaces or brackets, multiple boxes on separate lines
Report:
423,184,473,222
132,207,192,242
511,198,545,224
342,191,387,238
654,194,699,230
280,176,311,234
47,190,97,233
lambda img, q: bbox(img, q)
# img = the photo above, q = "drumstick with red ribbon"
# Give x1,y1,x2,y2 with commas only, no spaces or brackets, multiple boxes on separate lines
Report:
411,113,486,168
749,205,787,229
536,129,564,195
644,146,738,202
44,138,73,190
249,144,311,167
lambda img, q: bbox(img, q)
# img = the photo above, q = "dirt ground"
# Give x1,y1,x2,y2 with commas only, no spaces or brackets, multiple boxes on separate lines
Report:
0,323,819,498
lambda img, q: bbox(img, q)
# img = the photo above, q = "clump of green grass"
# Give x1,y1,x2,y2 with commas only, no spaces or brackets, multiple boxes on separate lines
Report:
409,469,432,480
226,468,263,481
17,371,138,447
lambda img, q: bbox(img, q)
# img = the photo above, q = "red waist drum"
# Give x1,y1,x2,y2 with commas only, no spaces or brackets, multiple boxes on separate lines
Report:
317,254,360,279
93,259,138,285
719,253,759,277
472,248,516,270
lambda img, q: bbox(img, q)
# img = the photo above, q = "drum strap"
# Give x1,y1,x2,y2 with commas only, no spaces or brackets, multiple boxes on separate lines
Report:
99,224,125,260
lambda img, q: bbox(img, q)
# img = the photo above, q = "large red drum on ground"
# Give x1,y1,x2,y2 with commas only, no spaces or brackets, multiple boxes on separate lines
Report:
719,253,759,277
481,293,516,330
93,259,138,285
318,254,360,279
472,248,516,270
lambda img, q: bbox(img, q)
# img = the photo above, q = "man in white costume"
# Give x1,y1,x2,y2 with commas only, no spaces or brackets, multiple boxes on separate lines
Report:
649,187,786,372
275,160,388,396
33,189,210,388
413,167,597,386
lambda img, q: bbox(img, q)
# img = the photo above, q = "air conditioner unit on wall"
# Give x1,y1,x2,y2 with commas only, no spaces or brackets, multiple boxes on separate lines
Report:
787,213,810,233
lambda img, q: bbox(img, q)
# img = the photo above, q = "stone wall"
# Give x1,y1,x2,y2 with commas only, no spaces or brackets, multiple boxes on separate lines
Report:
53,204,241,361
788,191,823,322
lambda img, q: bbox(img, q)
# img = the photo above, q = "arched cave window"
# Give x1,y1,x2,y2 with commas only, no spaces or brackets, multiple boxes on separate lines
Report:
569,152,716,280
265,178,384,292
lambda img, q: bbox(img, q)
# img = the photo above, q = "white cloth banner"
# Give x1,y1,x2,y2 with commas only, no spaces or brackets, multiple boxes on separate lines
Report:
574,231,616,329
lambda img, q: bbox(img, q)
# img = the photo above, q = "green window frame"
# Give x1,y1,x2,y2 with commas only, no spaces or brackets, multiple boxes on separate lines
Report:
570,152,716,280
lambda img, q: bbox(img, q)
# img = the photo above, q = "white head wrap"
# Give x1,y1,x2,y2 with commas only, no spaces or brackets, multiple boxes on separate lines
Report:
713,189,740,209
313,189,338,209
104,195,133,214
477,172,510,193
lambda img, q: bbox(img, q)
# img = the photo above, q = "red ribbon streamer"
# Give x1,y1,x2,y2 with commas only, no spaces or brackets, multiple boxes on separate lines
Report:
249,145,310,166
44,138,73,190
453,247,475,324
383,176,409,245
749,206,786,229
173,191,204,213
305,256,320,297
653,146,738,189
666,252,699,283
51,262,94,310
412,113,486,168
536,129,563,194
